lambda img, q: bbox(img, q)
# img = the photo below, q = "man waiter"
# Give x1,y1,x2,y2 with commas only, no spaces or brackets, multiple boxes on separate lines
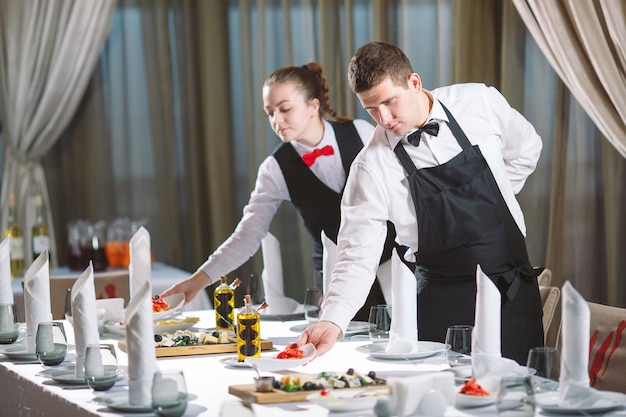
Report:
298,41,544,365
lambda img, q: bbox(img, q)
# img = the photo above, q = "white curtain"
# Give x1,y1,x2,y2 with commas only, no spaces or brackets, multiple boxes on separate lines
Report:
511,0,626,158
0,0,116,266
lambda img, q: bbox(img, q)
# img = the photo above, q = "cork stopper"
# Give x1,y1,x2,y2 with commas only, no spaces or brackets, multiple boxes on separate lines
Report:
220,276,227,284
244,294,251,305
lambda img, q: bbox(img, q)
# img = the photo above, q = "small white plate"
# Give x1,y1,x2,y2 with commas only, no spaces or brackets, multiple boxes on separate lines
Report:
533,391,626,414
290,321,370,335
455,377,499,408
307,389,389,412
93,392,152,412
39,364,126,385
152,293,185,320
220,356,251,368
258,304,305,321
358,341,447,360
245,343,316,371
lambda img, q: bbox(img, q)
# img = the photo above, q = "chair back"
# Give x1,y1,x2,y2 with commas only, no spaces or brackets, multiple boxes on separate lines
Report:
49,270,130,319
537,268,552,287
539,285,561,347
587,302,626,394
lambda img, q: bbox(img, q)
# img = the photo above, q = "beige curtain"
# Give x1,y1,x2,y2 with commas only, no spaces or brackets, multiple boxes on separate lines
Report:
511,0,626,159
0,0,115,267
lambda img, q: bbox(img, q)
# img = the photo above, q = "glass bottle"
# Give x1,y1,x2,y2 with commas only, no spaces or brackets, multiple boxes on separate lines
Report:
236,294,260,362
31,195,50,261
214,276,235,331
4,194,25,277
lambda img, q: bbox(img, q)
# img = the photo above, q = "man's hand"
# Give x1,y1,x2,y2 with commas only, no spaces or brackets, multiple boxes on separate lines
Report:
296,320,342,358
160,270,211,306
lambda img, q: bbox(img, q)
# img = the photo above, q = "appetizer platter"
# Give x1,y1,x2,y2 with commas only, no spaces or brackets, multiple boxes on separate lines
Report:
117,328,273,358
228,368,387,404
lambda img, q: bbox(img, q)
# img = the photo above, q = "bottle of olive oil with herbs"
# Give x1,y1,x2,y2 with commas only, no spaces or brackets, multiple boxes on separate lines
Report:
236,294,260,362
214,276,235,331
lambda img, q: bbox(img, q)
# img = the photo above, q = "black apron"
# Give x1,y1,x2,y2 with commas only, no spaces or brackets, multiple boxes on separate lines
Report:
393,102,544,364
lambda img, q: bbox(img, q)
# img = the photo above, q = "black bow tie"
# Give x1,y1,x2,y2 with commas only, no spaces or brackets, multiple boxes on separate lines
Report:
407,122,440,146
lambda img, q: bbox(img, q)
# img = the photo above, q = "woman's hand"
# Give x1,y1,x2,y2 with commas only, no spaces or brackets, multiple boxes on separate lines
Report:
296,320,342,358
160,270,212,306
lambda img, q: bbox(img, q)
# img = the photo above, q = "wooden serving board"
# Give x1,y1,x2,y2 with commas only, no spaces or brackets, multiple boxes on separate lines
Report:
117,339,273,358
228,383,387,404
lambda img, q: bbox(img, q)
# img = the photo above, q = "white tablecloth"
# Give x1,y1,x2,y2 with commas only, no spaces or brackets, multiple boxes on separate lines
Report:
1,310,625,417
10,262,212,320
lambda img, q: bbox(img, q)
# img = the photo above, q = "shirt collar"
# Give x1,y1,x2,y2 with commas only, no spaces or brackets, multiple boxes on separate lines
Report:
385,90,450,148
291,119,334,154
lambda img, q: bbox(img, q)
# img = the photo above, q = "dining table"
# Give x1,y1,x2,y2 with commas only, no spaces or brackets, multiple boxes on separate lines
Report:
1,308,625,417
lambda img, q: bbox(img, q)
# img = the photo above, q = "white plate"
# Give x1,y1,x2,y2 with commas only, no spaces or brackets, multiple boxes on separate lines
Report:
533,391,626,414
290,321,370,335
307,389,389,412
358,341,447,360
455,377,499,408
104,316,199,336
258,304,305,321
0,342,38,361
152,293,185,320
39,365,125,385
93,392,152,412
245,343,316,371
220,356,251,368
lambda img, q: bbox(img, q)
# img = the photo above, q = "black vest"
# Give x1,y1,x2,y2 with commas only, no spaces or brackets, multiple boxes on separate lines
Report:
273,121,363,270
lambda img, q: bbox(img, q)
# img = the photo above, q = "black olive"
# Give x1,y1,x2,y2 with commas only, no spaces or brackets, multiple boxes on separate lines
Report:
273,380,284,389
154,334,163,342
182,335,191,342
346,368,354,375
302,381,316,391
367,371,376,379
212,331,220,338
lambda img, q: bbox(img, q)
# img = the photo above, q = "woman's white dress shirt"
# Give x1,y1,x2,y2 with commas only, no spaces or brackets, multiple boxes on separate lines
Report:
198,119,375,282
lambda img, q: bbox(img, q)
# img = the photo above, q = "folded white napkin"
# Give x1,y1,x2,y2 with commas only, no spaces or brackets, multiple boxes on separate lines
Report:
472,264,519,378
71,263,100,377
23,249,53,352
0,237,14,304
129,227,151,298
320,231,336,297
388,371,455,417
386,246,418,354
260,232,298,314
559,281,604,407
126,280,158,406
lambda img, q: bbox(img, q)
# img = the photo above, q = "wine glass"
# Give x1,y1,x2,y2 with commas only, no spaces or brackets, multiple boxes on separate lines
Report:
303,288,323,324
445,325,473,367
496,375,535,417
152,369,188,417
368,305,392,343
0,303,19,344
526,346,560,393
84,344,119,391
35,321,67,366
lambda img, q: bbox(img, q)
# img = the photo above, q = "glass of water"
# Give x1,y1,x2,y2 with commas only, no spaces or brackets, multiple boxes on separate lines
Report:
152,369,188,417
303,288,323,324
368,305,392,343
497,375,535,417
445,325,473,367
84,344,119,391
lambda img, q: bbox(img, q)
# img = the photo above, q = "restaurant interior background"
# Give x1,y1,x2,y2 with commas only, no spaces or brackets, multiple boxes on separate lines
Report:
0,0,624,309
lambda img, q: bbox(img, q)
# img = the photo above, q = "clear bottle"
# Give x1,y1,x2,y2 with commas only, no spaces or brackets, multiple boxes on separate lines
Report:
31,195,50,261
4,194,25,277
236,294,260,362
214,276,235,331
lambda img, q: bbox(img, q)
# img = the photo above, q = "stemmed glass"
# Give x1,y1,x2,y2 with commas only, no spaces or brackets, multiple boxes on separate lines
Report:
84,344,119,391
152,369,188,417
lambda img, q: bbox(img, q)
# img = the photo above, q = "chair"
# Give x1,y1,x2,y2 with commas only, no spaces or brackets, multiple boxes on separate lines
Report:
49,270,130,319
537,268,552,287
539,285,561,347
587,302,626,394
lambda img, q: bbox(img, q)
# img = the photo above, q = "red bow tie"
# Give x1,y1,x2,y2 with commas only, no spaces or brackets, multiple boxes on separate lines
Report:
302,145,334,167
